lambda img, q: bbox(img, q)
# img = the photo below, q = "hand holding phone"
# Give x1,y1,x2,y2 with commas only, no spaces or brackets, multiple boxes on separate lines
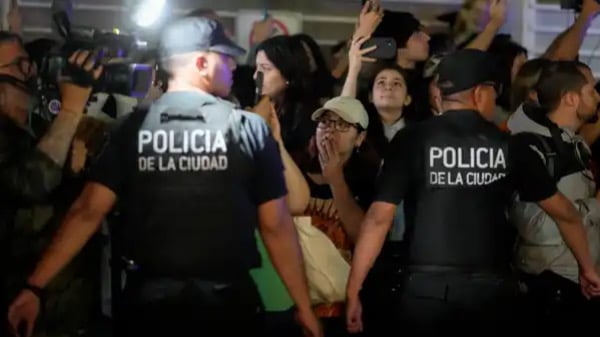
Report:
361,37,396,60
347,35,377,72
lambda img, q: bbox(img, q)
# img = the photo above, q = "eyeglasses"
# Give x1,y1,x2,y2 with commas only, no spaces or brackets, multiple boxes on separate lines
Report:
0,56,34,79
316,118,360,132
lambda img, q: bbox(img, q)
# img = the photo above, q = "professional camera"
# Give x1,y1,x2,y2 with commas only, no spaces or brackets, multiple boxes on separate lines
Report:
560,0,600,11
39,26,154,96
34,0,154,121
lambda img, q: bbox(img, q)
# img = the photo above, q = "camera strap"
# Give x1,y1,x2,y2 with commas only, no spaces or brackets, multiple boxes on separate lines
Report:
0,74,35,94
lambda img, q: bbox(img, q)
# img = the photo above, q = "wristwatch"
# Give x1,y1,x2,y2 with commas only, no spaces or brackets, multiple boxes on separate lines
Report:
23,283,45,301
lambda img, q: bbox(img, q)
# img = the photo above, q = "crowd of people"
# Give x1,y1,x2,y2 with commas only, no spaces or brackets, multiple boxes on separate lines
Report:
2,0,600,336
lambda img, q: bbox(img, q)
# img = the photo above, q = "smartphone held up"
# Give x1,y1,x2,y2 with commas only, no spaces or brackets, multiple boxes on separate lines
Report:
362,37,397,60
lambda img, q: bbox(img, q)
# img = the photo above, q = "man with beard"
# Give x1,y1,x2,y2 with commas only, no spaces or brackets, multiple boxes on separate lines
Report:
508,60,600,333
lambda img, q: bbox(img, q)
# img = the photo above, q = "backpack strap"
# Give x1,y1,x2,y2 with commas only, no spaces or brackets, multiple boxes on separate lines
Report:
533,134,557,180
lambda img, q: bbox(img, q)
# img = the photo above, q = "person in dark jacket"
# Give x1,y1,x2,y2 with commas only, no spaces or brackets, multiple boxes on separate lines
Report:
0,31,100,336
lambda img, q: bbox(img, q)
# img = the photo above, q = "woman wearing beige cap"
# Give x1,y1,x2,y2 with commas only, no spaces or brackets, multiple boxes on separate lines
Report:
298,96,380,337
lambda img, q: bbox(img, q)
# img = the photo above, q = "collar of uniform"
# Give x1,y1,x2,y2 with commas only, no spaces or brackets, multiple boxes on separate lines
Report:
157,90,236,109
441,109,487,122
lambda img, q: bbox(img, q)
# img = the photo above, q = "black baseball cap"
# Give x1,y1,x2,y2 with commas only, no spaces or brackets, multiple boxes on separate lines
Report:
437,49,499,96
159,17,246,58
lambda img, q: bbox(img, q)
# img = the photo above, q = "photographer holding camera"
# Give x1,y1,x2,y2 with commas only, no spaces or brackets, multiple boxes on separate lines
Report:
0,31,101,336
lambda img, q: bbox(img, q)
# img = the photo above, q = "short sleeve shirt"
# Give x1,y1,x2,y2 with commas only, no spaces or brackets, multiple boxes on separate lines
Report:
88,91,287,280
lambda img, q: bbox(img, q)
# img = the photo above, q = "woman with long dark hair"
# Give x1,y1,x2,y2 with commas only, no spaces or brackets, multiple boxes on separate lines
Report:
292,34,336,103
254,36,320,158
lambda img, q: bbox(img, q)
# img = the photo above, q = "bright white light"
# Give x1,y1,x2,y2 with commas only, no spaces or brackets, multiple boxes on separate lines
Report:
133,0,166,28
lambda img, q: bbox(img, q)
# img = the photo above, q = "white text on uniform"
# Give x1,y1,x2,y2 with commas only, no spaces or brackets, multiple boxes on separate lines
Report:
429,147,506,169
138,129,227,154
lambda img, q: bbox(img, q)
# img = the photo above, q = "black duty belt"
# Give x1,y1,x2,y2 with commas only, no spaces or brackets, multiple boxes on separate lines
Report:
407,264,509,275
120,257,249,285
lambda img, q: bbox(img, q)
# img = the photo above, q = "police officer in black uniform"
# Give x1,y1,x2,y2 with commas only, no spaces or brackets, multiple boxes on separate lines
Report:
346,49,520,336
7,17,322,337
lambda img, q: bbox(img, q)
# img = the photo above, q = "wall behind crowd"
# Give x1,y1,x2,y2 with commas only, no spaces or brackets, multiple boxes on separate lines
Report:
525,0,600,77
0,0,519,62
5,0,600,76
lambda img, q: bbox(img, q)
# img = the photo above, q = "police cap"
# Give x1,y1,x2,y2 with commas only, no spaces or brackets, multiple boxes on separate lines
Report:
437,49,499,96
159,17,246,58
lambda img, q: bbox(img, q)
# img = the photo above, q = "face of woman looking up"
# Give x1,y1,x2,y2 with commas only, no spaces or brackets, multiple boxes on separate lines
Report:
371,68,411,113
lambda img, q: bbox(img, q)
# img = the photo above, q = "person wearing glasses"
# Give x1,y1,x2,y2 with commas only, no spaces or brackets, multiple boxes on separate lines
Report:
346,49,526,336
300,96,379,337
0,31,102,337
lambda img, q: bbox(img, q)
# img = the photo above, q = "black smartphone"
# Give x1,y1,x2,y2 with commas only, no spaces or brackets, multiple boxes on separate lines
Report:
254,71,264,105
362,38,397,60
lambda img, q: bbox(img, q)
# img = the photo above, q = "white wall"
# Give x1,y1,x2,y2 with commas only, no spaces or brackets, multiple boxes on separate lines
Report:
522,0,600,77
2,0,468,48
8,0,590,74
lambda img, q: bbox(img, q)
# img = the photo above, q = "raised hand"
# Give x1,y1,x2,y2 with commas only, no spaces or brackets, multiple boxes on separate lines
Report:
347,35,377,73
355,0,384,41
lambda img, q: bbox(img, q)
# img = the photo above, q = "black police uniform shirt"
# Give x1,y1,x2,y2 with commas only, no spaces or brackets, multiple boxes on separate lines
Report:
375,109,513,270
88,91,287,281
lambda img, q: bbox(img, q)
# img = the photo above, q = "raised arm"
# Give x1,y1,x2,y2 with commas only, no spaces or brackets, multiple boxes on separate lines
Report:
543,0,600,60
465,0,507,51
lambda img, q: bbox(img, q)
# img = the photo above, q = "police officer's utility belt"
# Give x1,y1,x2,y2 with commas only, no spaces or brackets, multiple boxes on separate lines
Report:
119,256,249,284
408,264,509,275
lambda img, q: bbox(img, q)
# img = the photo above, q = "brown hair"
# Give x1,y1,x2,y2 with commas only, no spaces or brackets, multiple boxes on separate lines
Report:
510,58,552,112
535,61,589,113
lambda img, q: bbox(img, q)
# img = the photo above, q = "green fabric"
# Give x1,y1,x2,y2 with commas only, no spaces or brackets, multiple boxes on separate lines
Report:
250,231,294,312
